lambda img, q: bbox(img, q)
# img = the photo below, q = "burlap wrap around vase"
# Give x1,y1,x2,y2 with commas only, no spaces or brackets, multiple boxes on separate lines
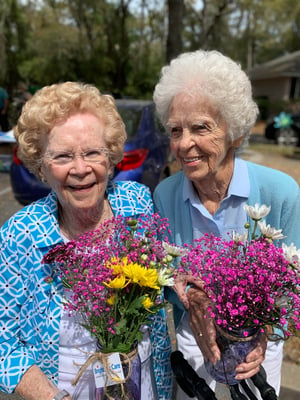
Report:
72,346,141,400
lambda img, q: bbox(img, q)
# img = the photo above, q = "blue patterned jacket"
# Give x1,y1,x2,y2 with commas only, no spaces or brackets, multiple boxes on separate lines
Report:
0,181,172,399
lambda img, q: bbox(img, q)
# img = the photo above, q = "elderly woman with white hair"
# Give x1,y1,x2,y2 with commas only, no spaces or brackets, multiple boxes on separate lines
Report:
153,50,300,399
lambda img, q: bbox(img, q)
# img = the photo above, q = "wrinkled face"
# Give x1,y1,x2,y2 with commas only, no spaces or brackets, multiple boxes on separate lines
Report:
167,93,241,186
40,112,112,213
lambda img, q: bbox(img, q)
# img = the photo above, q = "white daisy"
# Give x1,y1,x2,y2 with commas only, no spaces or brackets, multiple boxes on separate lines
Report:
158,268,175,286
258,220,285,240
282,242,300,269
162,241,187,257
231,231,248,244
244,203,271,221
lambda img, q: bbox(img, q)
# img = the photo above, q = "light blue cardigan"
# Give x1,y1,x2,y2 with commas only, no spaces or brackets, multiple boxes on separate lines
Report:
154,160,300,327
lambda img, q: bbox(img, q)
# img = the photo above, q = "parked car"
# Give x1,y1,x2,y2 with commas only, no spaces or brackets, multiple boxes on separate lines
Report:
265,112,300,146
9,99,172,205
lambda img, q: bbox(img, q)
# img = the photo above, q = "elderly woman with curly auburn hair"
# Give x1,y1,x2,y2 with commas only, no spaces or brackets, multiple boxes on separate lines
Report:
0,82,172,400
153,50,300,399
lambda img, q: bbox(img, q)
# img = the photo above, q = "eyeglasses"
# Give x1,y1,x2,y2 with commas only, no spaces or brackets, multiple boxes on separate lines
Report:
166,121,218,141
44,147,110,166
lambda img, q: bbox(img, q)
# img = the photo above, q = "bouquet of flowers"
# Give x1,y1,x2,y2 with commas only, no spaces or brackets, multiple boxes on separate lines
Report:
43,213,180,399
180,204,300,339
179,204,300,385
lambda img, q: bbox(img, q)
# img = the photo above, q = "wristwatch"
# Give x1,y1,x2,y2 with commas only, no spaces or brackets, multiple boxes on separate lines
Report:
52,390,70,400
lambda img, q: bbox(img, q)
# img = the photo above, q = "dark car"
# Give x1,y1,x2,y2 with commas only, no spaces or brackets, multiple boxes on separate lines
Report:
9,99,172,205
265,113,300,146
113,99,171,190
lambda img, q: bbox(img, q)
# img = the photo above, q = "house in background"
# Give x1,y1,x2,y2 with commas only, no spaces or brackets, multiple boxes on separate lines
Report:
249,50,300,102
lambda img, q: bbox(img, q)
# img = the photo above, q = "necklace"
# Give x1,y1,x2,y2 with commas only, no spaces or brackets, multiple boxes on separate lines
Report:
58,198,113,240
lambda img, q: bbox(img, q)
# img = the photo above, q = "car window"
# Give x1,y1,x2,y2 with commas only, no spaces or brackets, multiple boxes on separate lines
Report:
154,112,168,136
117,107,142,139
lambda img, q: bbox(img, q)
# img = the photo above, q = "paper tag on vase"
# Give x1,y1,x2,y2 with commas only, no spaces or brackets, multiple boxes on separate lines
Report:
93,352,125,388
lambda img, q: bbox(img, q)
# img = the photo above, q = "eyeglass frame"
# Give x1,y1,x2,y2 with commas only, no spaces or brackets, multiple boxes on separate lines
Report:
43,147,111,166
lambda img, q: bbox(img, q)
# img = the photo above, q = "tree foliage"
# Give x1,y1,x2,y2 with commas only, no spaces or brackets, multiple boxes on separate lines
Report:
0,0,299,103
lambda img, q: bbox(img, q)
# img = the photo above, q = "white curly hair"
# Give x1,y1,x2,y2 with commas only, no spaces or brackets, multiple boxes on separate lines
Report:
153,50,259,150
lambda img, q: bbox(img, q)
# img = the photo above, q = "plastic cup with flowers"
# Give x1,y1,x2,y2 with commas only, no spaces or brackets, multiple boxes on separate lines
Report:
43,214,183,400
179,203,300,385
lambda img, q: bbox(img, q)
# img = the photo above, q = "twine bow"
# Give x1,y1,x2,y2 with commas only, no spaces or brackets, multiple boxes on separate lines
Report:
72,348,138,400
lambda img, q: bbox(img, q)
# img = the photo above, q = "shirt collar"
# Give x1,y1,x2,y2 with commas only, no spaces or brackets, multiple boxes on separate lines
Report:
228,157,250,198
183,157,250,202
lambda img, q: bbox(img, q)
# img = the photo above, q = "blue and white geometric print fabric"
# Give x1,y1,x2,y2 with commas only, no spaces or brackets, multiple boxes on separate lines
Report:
0,181,172,399
107,180,154,216
149,308,173,400
1,191,65,393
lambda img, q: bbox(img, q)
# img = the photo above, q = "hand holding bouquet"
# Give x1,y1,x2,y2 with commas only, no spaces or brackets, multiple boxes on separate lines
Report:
178,204,300,385
180,204,300,339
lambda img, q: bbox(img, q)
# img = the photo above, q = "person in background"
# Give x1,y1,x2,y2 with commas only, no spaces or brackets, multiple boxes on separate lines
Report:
15,82,32,116
0,81,172,400
0,85,9,131
153,50,300,399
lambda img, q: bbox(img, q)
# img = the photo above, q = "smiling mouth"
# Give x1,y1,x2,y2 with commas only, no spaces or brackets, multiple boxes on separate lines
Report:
183,156,204,163
69,182,95,190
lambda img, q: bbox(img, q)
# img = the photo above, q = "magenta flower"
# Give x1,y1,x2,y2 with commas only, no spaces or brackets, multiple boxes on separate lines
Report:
180,228,300,339
42,214,180,353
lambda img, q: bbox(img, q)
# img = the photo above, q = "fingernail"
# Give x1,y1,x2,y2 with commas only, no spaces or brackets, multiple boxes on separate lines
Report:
212,356,220,365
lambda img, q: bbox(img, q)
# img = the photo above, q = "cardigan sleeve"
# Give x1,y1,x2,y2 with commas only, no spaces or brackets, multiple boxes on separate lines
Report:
247,161,300,247
154,174,189,327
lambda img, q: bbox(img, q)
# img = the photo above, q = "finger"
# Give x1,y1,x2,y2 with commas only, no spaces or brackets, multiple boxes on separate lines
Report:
196,337,220,364
244,337,267,363
173,282,190,309
186,287,221,362
235,363,261,380
236,356,264,372
235,355,264,380
189,312,220,363
245,350,265,364
235,365,260,380
184,275,204,289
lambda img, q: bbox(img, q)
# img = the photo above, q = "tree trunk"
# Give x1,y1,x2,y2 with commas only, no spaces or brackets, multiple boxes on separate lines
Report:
166,0,185,63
